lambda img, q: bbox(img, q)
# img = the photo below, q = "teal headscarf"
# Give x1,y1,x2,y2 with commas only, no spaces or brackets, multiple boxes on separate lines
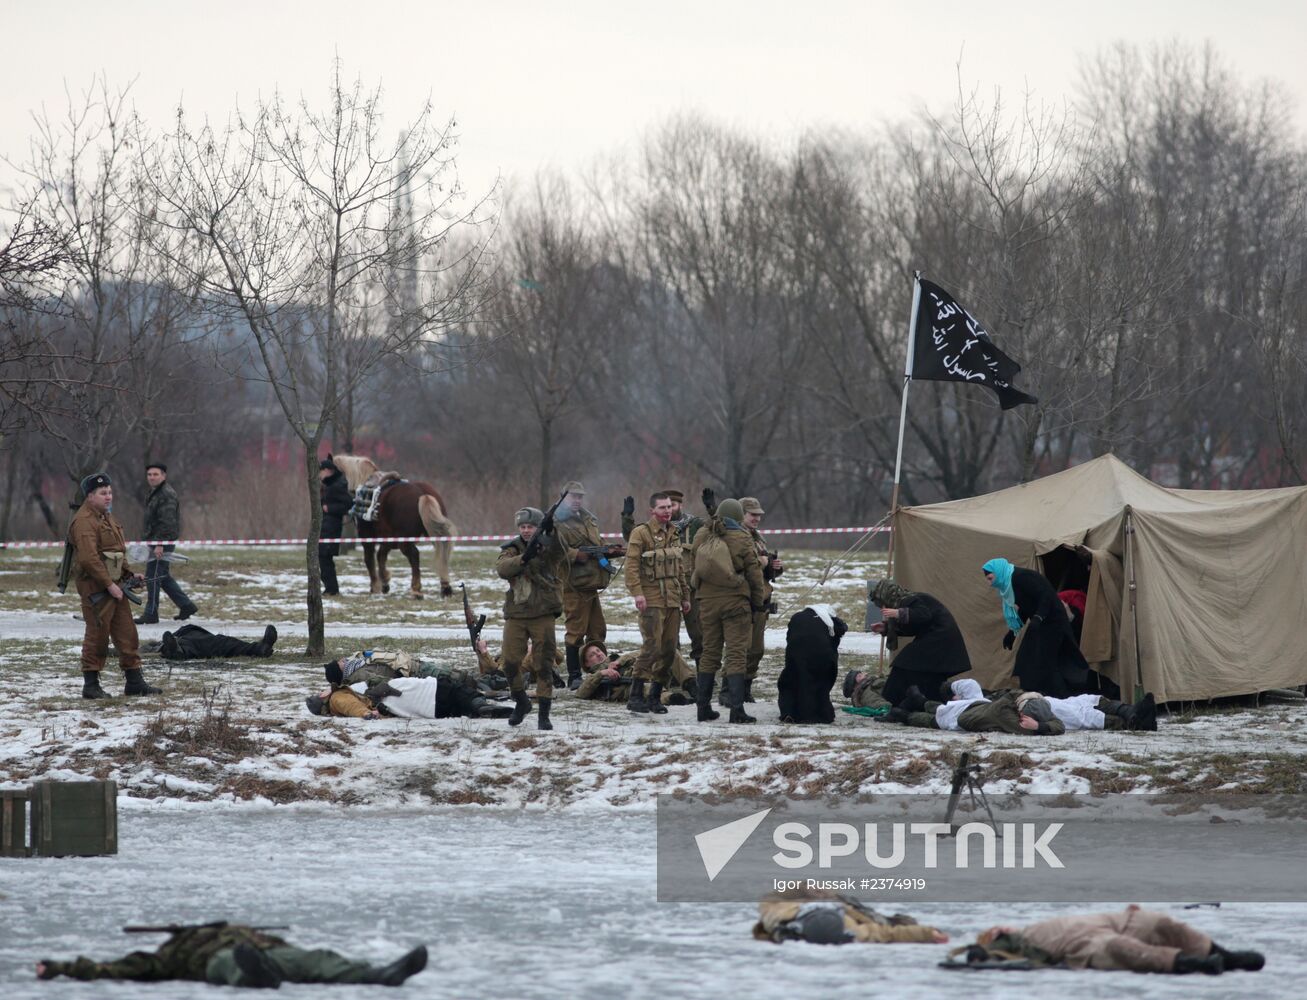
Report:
983,558,1024,632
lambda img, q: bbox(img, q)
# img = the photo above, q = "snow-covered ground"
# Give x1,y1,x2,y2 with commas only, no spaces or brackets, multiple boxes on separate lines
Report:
1,809,1300,999
1,545,1305,996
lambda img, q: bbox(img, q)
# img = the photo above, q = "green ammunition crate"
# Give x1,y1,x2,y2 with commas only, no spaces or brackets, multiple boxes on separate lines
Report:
29,780,118,857
1,788,31,857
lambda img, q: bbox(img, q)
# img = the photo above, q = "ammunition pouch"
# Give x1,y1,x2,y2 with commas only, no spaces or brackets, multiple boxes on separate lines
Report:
101,550,126,582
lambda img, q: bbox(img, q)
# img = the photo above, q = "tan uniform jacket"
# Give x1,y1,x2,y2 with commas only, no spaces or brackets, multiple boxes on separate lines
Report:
577,651,694,701
624,520,684,608
753,896,941,944
497,533,565,619
691,520,766,606
69,503,135,599
326,687,375,717
554,510,613,592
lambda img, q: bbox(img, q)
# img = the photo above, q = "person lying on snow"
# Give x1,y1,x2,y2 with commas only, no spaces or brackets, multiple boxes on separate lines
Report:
36,922,428,988
305,657,512,720
884,678,1064,734
949,905,1263,974
573,640,696,705
142,624,278,661
753,887,947,945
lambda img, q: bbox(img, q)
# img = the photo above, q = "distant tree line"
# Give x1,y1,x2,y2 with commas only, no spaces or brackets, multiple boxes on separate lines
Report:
3,42,1305,553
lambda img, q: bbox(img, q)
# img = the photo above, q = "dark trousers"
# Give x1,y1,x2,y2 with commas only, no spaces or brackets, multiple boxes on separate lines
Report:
163,624,266,660
319,539,341,594
145,558,194,617
882,665,964,707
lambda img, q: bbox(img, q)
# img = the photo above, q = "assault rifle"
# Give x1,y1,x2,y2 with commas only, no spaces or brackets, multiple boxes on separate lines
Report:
460,583,486,651
89,578,144,607
577,542,625,570
521,489,568,565
124,920,289,934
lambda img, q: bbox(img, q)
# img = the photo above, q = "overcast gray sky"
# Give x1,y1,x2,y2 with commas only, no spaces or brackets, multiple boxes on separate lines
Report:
2,0,1304,199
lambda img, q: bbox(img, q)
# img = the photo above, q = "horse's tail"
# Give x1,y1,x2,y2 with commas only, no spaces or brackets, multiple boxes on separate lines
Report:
417,494,455,586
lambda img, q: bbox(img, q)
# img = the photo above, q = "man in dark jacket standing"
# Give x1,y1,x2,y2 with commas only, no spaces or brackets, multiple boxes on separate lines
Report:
318,457,353,596
136,463,198,625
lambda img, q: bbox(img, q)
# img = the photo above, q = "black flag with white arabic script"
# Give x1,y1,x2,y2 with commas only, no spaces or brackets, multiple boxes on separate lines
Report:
911,278,1037,410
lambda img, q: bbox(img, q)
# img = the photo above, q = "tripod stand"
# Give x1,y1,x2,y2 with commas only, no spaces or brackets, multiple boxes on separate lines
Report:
944,750,998,833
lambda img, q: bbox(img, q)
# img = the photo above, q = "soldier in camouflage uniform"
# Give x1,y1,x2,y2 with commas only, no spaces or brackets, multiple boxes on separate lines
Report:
574,640,695,703
36,922,428,988
739,497,783,705
497,506,568,730
553,481,624,691
623,492,690,715
67,472,161,699
690,498,766,723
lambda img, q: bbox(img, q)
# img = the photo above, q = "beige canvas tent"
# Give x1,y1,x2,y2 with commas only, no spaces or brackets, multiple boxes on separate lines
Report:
892,454,1307,702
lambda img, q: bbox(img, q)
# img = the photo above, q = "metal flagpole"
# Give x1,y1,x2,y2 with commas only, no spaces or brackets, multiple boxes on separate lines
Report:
877,271,922,674
885,270,922,577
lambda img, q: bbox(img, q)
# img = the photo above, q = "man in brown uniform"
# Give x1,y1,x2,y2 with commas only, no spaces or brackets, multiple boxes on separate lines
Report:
553,481,624,690
690,498,766,723
68,472,161,699
574,640,696,703
740,497,783,705
963,905,1263,974
623,492,690,715
496,506,567,730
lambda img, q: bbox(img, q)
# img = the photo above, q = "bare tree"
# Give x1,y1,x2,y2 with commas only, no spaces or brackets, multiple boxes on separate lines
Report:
487,175,620,506
2,79,203,514
144,64,495,654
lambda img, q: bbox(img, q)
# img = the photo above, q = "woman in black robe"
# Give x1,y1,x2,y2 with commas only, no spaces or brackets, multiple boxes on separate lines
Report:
777,605,848,723
869,579,971,706
983,558,1091,698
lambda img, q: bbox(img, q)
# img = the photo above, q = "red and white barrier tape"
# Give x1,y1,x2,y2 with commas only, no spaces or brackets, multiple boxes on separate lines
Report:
0,526,890,550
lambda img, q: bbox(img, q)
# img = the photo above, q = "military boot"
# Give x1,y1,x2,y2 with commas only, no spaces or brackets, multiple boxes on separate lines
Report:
727,674,756,724
1127,693,1158,731
81,671,111,700
626,679,650,714
123,669,161,696
368,945,428,986
1211,943,1265,971
252,625,278,657
565,644,582,691
695,672,720,722
646,682,668,714
742,678,756,703
898,685,929,713
508,690,532,727
537,697,553,731
133,613,159,625
1174,952,1224,975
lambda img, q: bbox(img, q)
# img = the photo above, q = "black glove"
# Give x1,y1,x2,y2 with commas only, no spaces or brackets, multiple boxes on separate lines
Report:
1002,630,1015,650
701,487,717,513
621,495,635,517
364,680,403,703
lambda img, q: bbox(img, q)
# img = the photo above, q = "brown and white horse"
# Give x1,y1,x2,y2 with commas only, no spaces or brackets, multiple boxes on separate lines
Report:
332,455,456,598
